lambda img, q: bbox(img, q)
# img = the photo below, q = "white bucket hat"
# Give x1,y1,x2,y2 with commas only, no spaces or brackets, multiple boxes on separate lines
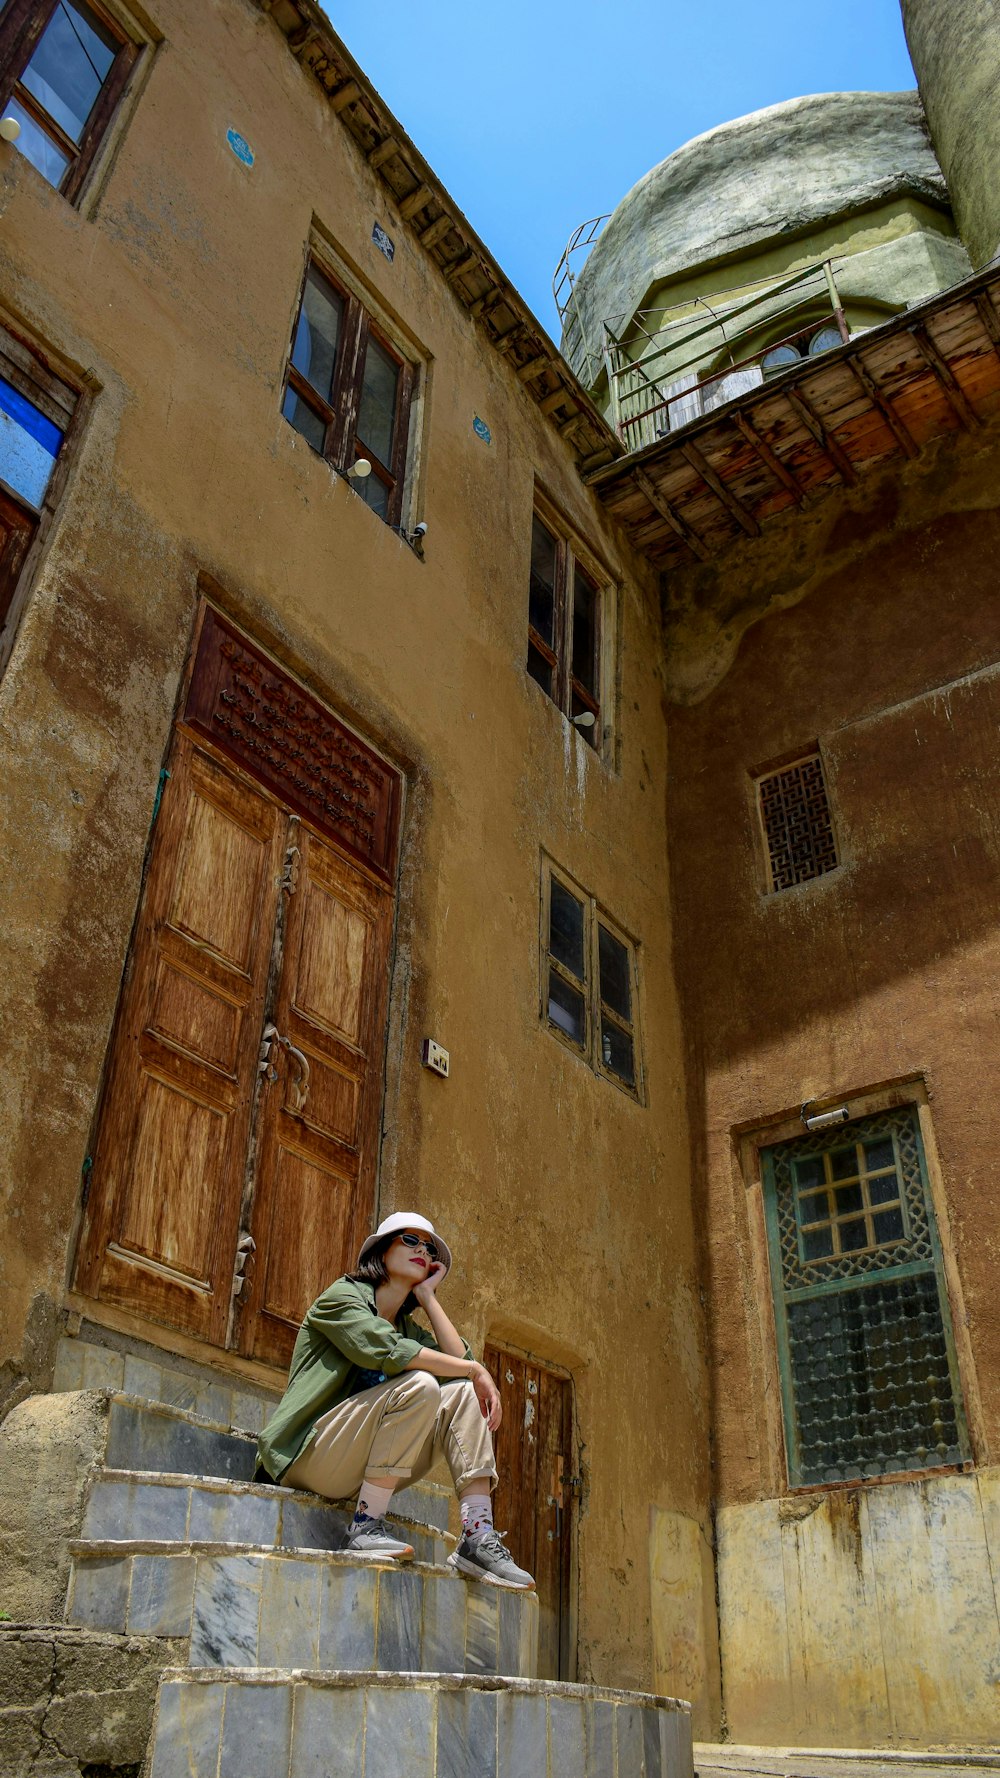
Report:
357,1211,453,1276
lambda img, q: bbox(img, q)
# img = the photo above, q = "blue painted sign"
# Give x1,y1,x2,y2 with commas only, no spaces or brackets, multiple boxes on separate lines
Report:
372,222,395,262
473,416,492,445
226,128,254,168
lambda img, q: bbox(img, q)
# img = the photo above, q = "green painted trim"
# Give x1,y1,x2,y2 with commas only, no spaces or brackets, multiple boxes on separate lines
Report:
910,1115,973,1461
761,1144,802,1484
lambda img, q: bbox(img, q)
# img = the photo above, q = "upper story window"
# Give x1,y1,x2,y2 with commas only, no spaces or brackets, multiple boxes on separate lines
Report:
761,322,845,380
282,258,414,528
0,321,77,668
756,751,839,892
527,510,603,749
542,860,642,1099
761,1105,970,1487
0,1,138,201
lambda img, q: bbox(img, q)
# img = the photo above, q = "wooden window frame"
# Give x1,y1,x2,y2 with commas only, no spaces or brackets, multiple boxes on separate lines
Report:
527,505,604,750
0,0,140,205
281,256,415,530
540,859,643,1101
0,319,80,676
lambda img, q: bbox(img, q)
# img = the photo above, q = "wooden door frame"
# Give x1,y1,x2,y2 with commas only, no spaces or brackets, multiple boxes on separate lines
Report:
67,597,406,1391
484,1336,580,1681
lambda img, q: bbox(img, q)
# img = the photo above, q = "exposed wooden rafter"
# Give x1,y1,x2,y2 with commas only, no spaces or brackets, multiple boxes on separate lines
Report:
731,411,806,505
634,469,710,562
910,324,980,429
848,356,917,459
785,387,858,485
680,440,759,537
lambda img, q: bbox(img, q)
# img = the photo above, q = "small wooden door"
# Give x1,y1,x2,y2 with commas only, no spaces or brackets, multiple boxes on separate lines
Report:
485,1343,576,1680
75,607,400,1371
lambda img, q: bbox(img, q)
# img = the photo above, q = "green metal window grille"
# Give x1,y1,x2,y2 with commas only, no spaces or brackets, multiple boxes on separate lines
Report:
761,1107,970,1487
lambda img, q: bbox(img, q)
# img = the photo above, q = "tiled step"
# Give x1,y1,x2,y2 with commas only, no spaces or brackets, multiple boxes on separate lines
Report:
100,1392,450,1530
147,1667,693,1778
693,1749,1000,1778
81,1468,451,1563
52,1332,280,1434
66,1542,539,1679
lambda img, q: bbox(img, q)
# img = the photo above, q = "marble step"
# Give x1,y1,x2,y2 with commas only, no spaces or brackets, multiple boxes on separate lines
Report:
81,1468,451,1563
66,1541,539,1679
100,1391,450,1530
147,1667,693,1778
52,1331,281,1434
693,1749,1000,1778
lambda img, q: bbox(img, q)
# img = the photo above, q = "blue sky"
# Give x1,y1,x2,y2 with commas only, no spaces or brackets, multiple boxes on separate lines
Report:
328,2,917,337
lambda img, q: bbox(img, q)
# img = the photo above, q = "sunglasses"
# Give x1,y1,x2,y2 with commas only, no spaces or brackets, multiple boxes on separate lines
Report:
398,1231,440,1261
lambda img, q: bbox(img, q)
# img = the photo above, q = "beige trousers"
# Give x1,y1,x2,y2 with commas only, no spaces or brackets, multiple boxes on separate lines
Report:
283,1371,497,1501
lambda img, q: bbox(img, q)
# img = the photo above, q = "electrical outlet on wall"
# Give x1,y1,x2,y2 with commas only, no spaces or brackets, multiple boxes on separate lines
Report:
421,1038,450,1078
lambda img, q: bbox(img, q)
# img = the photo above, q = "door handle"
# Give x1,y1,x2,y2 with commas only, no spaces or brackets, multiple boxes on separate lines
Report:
232,1231,256,1298
259,1023,311,1115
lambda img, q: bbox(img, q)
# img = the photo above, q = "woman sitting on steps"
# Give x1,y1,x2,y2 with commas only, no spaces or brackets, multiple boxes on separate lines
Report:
255,1211,535,1590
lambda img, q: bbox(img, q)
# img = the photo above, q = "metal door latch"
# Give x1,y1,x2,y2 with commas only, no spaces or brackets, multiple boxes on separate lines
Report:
279,843,301,896
232,1231,256,1298
258,1023,311,1114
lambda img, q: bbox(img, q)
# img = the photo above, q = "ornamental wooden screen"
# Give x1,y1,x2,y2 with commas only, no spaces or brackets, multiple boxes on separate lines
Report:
75,606,401,1372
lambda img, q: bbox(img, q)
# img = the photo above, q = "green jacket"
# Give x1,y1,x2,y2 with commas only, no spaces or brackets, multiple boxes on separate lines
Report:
256,1275,472,1483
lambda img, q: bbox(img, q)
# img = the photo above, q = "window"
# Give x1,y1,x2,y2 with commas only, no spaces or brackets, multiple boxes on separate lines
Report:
761,321,845,379
0,0,138,201
281,258,414,527
0,326,75,660
761,1106,970,1487
542,862,641,1096
527,510,603,747
756,751,838,891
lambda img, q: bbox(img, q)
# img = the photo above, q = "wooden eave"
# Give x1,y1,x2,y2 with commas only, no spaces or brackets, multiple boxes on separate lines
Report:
255,0,620,473
584,264,1000,568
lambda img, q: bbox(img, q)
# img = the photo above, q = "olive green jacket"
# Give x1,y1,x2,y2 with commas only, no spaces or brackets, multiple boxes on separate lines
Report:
255,1275,472,1483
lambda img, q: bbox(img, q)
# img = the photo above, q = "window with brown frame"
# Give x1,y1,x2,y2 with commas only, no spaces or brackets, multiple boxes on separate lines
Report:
0,323,76,667
542,861,642,1098
281,258,414,528
527,511,602,747
0,0,139,202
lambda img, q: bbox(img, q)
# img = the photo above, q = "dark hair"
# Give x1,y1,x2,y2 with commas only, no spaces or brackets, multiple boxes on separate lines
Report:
347,1233,417,1317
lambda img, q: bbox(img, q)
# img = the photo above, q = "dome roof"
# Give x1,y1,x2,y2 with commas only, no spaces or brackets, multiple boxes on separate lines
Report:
563,91,948,377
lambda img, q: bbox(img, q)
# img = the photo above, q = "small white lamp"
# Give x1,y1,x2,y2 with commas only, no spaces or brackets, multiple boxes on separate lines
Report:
345,458,372,480
0,116,22,143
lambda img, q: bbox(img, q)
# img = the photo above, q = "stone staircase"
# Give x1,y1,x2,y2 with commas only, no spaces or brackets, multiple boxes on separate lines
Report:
1,1334,694,1776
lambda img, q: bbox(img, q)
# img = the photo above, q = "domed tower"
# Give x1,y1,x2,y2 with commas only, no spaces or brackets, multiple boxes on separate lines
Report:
557,91,969,451
901,0,1000,268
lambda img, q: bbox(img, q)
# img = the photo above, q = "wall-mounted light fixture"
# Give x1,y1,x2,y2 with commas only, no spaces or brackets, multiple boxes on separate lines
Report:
801,1100,850,1132
0,116,21,143
572,711,596,730
344,457,372,481
398,519,427,556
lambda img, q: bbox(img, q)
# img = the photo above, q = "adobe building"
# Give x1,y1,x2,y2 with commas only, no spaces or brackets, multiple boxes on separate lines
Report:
2,0,1000,1771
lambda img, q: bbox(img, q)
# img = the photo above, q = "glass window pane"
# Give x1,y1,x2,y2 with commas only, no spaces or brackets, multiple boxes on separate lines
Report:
356,337,399,468
799,1189,829,1223
808,324,844,356
549,878,585,980
527,643,552,696
0,376,63,507
835,1182,863,1215
793,1156,824,1190
802,1226,834,1261
358,468,390,519
6,97,70,188
830,1144,859,1182
290,269,342,403
869,1174,900,1207
572,565,598,695
547,970,585,1046
873,1207,905,1244
864,1137,894,1172
529,516,557,648
762,343,801,377
22,1,118,145
282,385,327,452
601,1020,634,1087
598,924,630,1022
840,1218,869,1253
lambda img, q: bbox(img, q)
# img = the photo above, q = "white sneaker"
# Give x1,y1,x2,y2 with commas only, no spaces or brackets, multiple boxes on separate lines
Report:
344,1516,414,1561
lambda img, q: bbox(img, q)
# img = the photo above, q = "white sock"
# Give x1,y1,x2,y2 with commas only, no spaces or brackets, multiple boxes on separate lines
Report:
352,1479,395,1529
461,1490,493,1534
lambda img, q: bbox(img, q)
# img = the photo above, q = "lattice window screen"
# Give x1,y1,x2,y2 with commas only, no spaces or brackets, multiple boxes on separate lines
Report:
757,753,838,891
761,1107,970,1487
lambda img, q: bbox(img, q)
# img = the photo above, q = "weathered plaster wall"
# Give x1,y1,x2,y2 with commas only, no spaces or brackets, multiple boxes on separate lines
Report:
665,427,1000,1743
902,0,1000,268
563,92,952,383
0,0,712,1706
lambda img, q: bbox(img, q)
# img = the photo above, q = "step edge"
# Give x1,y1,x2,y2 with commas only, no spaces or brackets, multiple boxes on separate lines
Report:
90,1466,452,1520
693,1750,1000,1771
68,1539,456,1576
154,1664,690,1709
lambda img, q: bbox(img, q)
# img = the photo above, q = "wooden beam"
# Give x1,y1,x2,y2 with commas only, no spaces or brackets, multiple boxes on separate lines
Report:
785,387,857,484
731,412,806,505
848,355,917,458
680,440,760,538
419,214,453,250
517,355,551,385
539,389,570,417
398,183,433,222
444,250,480,284
973,292,1000,365
289,24,318,56
368,136,399,170
634,468,711,561
469,284,500,319
330,79,359,113
909,324,980,429
494,324,525,356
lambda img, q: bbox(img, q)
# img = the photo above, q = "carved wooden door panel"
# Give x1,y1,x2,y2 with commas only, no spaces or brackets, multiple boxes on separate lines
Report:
484,1344,576,1680
233,827,395,1369
74,735,286,1343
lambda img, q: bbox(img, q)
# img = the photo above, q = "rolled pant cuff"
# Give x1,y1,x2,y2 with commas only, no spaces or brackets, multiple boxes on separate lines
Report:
364,1464,413,1480
454,1465,499,1494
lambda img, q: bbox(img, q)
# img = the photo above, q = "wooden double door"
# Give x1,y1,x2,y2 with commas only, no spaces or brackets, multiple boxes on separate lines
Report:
75,610,400,1371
